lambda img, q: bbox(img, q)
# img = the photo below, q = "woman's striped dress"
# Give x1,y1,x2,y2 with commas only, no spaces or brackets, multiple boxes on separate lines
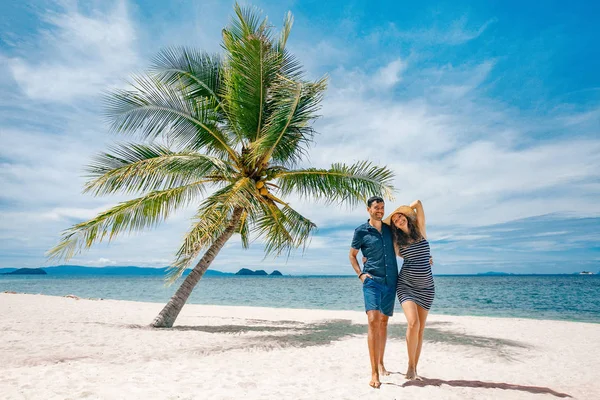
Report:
396,238,435,310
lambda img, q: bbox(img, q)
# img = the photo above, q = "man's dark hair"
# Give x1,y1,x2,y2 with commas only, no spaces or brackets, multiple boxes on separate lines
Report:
367,196,385,208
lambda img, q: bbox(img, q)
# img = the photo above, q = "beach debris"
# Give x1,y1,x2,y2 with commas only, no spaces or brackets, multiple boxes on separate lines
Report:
64,294,80,300
3,291,17,294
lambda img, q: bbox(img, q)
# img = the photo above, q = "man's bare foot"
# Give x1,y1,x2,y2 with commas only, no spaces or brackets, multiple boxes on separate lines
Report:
378,364,391,376
369,372,381,388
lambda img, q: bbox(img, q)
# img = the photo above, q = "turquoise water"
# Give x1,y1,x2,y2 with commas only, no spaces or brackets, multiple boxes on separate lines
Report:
1,275,599,323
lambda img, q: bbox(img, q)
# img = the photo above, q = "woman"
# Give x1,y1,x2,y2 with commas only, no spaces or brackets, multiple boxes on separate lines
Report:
383,200,434,381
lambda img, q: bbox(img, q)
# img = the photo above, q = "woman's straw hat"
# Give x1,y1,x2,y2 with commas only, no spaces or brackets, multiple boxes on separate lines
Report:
383,205,416,225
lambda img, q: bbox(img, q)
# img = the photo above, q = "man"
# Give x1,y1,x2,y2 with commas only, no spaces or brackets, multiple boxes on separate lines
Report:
349,196,398,389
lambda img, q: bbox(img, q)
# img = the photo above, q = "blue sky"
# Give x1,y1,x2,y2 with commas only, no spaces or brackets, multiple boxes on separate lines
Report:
0,0,598,274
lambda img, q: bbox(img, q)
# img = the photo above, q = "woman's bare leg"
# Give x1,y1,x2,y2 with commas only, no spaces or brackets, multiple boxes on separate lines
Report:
401,301,420,380
413,305,429,380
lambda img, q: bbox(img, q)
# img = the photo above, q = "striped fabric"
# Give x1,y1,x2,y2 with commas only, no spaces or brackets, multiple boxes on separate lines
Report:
397,239,435,310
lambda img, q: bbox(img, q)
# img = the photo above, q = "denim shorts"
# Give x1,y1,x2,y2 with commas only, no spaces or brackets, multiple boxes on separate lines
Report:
362,277,396,317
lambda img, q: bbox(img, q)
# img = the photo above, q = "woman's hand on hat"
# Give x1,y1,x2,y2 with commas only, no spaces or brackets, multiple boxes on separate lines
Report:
410,199,422,210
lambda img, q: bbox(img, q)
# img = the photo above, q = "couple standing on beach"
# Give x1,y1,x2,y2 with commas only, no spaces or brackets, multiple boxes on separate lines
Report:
349,196,434,388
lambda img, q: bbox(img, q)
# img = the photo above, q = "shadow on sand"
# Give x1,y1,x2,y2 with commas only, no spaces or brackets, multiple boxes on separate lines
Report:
150,320,570,397
164,319,527,359
401,377,572,398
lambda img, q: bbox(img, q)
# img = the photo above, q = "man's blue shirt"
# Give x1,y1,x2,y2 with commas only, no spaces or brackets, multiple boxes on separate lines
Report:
351,221,398,287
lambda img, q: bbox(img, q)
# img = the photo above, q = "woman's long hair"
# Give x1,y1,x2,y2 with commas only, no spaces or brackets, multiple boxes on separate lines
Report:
390,213,422,255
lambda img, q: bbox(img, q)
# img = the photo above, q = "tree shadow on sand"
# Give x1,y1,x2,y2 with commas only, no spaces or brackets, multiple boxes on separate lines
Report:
163,319,527,359
150,320,571,397
399,377,572,398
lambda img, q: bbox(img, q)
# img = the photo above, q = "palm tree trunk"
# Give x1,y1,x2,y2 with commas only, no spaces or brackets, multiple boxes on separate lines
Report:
151,207,243,328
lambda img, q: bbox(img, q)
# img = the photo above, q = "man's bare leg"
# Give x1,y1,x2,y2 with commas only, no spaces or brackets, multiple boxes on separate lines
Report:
401,301,420,380
366,310,382,388
378,315,390,376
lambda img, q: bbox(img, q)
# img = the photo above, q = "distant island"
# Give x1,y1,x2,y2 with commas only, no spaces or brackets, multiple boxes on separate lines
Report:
0,265,234,276
2,268,47,275
476,271,515,276
0,265,286,277
235,268,283,276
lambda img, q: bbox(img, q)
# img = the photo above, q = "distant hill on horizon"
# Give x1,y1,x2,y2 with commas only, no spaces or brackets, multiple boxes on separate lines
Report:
1,266,596,277
0,265,234,276
235,268,283,276
2,268,47,275
476,271,515,276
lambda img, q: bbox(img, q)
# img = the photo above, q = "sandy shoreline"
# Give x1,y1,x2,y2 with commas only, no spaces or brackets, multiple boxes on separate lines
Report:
1,293,599,399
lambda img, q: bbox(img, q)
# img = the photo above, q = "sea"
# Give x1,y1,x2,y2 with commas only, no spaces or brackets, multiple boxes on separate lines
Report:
1,274,599,323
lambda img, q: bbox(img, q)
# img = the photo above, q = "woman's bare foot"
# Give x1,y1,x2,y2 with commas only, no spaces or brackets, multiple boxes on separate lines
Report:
414,368,423,381
369,372,381,388
405,366,418,380
378,364,390,376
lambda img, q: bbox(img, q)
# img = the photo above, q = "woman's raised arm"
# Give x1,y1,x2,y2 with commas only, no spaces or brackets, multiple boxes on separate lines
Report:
410,199,426,239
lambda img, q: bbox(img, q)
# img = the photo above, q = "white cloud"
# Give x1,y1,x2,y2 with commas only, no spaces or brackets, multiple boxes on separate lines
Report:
372,59,407,88
95,258,116,265
302,59,600,228
532,231,569,237
40,206,113,221
7,0,139,102
291,40,349,78
428,61,496,100
444,17,497,45
390,17,497,46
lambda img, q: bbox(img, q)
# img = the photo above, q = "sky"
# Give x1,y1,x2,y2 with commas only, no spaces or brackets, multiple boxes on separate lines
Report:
0,0,599,275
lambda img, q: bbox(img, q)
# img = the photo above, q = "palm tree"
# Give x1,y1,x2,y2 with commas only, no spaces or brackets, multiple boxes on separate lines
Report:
47,3,395,328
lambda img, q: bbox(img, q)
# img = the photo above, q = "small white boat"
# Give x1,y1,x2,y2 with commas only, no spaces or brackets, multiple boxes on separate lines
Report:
579,271,594,275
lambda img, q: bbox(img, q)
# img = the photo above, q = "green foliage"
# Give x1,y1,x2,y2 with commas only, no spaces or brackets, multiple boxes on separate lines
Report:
48,3,396,280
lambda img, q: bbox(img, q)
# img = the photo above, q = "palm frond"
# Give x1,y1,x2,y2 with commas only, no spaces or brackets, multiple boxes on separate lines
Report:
236,210,250,249
150,47,222,106
149,46,239,135
84,143,233,196
273,161,396,207
228,3,269,41
104,75,239,162
276,14,305,81
46,181,206,261
222,4,286,144
252,199,317,257
166,177,261,282
251,76,327,167
277,12,293,53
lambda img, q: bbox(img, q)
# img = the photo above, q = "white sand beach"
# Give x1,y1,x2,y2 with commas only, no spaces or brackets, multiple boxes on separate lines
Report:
1,293,599,400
